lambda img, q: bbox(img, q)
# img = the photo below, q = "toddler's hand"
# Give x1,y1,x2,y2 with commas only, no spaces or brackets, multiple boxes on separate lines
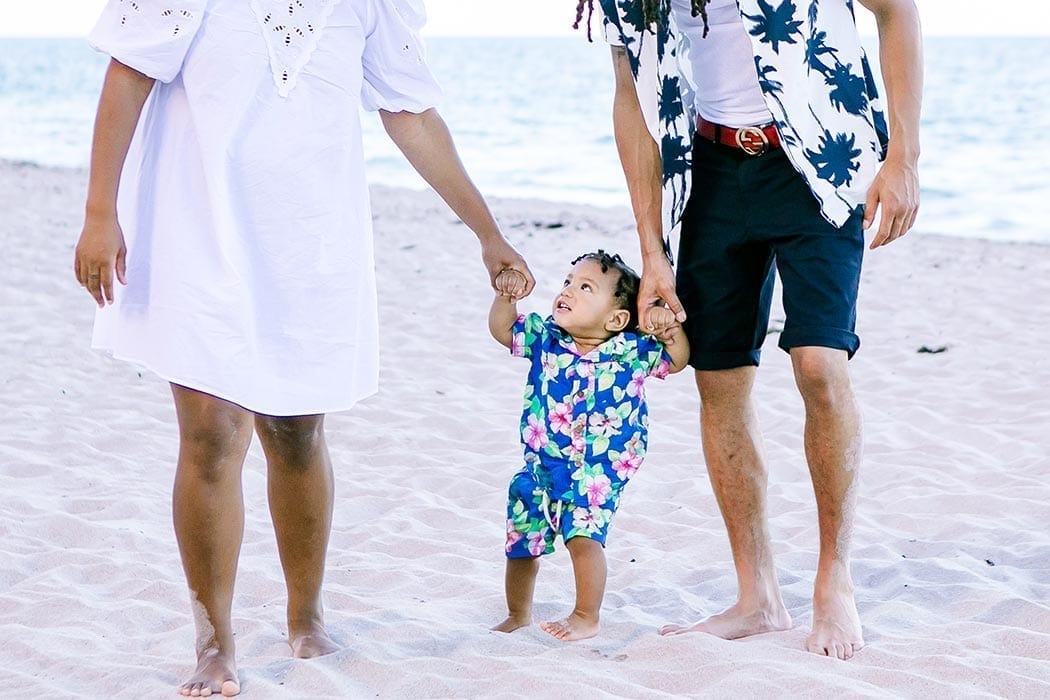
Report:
645,305,682,343
495,268,528,301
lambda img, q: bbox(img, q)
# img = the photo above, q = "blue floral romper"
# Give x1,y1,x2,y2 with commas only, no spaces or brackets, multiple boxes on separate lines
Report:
505,313,671,558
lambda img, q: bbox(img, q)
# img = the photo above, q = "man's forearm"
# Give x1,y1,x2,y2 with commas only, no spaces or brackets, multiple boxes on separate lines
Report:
867,0,923,163
610,47,664,264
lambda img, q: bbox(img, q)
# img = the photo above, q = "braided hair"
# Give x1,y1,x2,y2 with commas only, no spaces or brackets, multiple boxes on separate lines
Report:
573,0,710,42
570,250,641,330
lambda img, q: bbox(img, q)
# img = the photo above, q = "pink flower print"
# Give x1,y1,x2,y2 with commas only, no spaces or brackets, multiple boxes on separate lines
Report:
522,414,549,451
505,520,524,553
571,430,586,454
612,452,643,480
577,361,595,379
511,331,526,357
650,358,671,380
526,529,549,556
588,408,622,438
571,505,606,534
626,369,647,398
582,473,613,506
548,401,573,436
624,433,645,457
541,352,560,383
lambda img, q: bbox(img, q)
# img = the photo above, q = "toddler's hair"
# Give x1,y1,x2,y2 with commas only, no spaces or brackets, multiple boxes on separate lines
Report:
571,250,641,331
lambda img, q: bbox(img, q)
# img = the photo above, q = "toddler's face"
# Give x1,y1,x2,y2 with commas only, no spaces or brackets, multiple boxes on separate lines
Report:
551,258,625,338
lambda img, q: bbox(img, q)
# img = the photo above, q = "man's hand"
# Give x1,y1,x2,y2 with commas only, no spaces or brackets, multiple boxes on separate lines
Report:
864,155,919,249
639,255,686,342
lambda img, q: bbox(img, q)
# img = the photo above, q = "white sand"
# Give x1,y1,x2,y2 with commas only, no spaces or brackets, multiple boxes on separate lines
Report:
1,159,1048,697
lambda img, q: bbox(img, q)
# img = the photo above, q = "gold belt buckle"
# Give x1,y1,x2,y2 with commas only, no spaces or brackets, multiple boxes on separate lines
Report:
735,126,769,156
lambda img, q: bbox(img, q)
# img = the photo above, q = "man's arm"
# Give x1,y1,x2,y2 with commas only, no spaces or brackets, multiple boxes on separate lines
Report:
380,108,535,296
857,0,923,249
610,47,687,332
75,59,155,306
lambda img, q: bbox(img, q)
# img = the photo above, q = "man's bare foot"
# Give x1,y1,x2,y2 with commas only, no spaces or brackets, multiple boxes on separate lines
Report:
806,576,864,660
539,612,599,641
492,614,532,633
179,645,240,697
289,622,339,659
659,601,792,640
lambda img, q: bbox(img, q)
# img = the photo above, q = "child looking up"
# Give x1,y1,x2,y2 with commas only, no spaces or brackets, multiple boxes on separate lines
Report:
489,251,689,641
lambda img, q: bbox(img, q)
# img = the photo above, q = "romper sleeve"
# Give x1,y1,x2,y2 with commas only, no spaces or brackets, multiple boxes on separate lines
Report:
360,0,443,113
88,0,206,83
510,313,547,361
636,334,672,380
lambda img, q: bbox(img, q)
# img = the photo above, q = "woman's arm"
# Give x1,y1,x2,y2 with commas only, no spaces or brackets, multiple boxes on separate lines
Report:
380,108,535,298
75,58,155,306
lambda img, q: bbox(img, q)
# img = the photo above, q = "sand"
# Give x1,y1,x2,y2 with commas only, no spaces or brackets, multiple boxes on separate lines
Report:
1,159,1048,697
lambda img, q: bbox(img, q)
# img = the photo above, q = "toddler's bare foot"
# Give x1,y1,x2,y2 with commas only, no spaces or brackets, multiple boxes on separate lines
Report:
492,614,532,633
289,621,339,659
659,601,792,640
539,612,599,641
179,645,240,697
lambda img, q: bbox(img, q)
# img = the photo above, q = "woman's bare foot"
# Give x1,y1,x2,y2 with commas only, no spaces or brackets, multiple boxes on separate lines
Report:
179,645,240,697
492,613,532,633
659,601,792,640
806,573,864,660
539,612,599,641
289,621,339,659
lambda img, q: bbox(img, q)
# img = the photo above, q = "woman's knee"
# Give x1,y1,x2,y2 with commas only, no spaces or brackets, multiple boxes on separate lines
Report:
255,414,326,465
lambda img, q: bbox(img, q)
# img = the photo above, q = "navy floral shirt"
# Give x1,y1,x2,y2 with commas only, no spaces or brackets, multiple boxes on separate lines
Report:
601,0,888,229
511,313,671,473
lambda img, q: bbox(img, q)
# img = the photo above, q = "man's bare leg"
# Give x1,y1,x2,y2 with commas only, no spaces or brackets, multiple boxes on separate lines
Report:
661,367,791,639
791,347,864,660
255,414,339,659
172,386,254,697
492,556,540,632
541,537,606,641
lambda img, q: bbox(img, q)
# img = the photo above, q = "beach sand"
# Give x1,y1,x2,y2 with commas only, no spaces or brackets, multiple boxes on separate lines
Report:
1,159,1048,697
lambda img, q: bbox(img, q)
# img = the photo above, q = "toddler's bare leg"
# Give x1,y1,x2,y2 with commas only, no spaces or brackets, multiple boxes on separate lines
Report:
492,556,539,632
540,537,605,641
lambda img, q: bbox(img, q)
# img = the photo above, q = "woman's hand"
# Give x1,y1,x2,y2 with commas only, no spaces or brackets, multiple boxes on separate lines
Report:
75,212,127,307
482,238,535,301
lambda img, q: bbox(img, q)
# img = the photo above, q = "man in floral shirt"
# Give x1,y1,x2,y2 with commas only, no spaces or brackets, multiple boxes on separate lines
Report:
594,0,922,659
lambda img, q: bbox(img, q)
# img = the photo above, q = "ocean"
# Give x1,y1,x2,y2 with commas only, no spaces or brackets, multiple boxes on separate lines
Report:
1,36,1048,243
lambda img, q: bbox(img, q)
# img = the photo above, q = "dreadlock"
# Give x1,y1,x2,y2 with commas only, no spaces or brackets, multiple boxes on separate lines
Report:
573,0,710,42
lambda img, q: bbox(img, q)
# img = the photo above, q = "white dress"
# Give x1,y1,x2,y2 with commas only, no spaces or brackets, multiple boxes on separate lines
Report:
88,0,442,416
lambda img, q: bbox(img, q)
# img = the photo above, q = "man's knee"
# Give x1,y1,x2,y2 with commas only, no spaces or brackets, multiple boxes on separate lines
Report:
695,367,757,414
791,347,852,410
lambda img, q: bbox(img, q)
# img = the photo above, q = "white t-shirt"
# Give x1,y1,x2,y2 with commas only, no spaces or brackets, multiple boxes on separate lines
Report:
672,0,772,127
89,0,442,415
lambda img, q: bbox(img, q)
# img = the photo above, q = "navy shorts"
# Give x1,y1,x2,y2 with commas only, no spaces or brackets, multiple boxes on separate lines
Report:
676,138,865,370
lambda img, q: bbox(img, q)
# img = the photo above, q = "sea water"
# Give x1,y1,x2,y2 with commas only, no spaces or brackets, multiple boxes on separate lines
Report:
1,36,1047,243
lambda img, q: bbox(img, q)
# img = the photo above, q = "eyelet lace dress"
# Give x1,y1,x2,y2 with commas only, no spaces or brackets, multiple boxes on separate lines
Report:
88,0,442,415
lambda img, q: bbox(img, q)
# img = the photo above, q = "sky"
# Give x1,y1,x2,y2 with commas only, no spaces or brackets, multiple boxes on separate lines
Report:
1,0,1048,37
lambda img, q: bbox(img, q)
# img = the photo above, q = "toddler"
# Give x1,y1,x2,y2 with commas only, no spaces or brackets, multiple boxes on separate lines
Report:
489,250,689,640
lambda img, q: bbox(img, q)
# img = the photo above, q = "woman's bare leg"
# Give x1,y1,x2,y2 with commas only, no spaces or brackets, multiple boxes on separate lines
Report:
254,413,338,658
171,385,254,697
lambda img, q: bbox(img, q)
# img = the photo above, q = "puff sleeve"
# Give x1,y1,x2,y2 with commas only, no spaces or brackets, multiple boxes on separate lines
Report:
360,0,443,113
88,0,206,83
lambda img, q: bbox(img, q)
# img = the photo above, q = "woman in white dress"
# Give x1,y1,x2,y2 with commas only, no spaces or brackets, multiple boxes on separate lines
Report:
73,0,534,695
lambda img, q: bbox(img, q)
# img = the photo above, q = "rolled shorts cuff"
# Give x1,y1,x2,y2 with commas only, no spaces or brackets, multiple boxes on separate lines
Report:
778,326,860,359
689,348,762,371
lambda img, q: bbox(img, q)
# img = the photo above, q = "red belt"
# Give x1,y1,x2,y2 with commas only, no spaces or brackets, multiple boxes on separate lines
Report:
696,117,781,156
